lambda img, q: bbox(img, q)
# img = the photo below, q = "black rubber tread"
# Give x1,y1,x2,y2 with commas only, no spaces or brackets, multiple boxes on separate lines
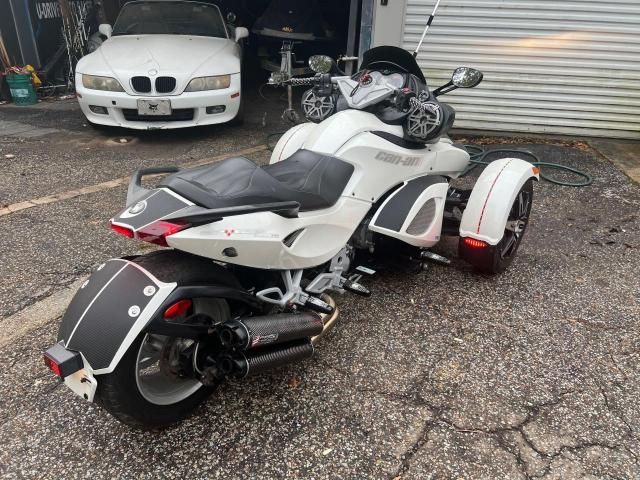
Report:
95,333,215,430
459,179,534,274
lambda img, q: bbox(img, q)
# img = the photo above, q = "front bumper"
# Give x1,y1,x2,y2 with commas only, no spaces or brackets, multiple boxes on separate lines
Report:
75,73,241,129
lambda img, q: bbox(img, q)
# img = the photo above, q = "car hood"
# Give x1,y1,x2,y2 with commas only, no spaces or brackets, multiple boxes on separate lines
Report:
77,35,240,93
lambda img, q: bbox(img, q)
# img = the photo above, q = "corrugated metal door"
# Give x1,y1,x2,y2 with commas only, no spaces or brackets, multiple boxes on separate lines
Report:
400,0,640,138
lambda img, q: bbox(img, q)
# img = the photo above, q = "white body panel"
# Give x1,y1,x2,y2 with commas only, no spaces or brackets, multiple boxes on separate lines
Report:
460,158,539,245
168,197,372,269
166,110,472,270
75,33,242,129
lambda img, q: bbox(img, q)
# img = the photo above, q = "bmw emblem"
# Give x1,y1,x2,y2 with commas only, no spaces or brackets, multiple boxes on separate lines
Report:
128,201,147,216
149,69,158,76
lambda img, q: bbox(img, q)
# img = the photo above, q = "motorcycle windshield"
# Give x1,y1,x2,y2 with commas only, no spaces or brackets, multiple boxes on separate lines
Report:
360,46,426,83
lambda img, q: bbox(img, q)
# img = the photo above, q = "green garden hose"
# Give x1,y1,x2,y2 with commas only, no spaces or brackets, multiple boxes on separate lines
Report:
461,146,593,187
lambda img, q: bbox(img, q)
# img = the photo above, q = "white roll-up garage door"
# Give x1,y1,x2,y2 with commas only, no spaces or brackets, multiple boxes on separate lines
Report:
400,0,640,138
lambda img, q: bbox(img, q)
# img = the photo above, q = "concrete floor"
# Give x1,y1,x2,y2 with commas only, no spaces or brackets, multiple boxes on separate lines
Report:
0,93,639,479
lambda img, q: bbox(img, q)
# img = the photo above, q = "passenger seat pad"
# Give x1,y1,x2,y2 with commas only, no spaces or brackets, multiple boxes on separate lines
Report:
160,149,354,211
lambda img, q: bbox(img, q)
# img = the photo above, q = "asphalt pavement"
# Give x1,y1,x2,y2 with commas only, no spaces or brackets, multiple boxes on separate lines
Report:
0,94,638,479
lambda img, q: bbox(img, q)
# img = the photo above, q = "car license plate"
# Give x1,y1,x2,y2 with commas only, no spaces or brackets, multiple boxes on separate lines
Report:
137,99,171,116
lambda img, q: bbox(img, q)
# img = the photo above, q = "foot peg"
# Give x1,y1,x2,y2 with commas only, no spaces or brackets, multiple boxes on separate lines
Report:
421,250,451,266
343,278,371,297
305,295,334,314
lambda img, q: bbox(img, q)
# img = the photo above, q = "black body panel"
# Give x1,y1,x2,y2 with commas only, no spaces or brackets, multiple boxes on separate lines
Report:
64,263,156,370
113,189,189,231
374,176,447,232
58,259,128,343
160,149,354,212
372,131,426,150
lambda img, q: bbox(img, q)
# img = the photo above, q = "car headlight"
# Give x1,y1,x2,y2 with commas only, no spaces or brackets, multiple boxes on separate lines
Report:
185,75,231,92
82,75,124,92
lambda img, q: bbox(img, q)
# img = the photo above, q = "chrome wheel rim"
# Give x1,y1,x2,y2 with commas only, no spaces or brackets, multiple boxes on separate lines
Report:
135,334,202,406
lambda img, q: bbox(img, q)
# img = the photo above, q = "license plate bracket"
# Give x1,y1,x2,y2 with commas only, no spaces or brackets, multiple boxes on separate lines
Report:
137,99,172,116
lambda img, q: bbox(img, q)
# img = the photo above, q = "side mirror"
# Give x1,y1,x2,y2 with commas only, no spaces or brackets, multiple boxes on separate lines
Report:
451,67,483,88
309,55,334,74
235,27,249,42
226,12,237,24
98,24,112,39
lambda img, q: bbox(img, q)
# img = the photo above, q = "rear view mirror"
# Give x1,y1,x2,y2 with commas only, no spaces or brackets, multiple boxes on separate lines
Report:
235,27,249,42
98,24,113,39
309,55,334,74
451,67,483,88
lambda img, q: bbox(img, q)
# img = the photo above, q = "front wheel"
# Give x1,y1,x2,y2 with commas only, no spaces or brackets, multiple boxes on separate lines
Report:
96,298,229,429
459,179,534,274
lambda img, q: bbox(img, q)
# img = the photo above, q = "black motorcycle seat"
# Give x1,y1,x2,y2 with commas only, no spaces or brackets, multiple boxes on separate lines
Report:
160,149,354,212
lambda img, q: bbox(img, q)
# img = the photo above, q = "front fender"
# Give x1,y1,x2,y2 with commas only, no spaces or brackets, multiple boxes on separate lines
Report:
460,158,539,245
270,122,316,164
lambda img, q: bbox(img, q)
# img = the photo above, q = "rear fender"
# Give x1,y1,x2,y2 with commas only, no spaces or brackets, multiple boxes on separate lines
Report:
270,122,316,164
460,158,539,245
57,252,256,375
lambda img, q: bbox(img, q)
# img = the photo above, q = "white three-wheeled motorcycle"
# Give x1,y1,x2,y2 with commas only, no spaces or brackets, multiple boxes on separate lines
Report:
45,45,538,428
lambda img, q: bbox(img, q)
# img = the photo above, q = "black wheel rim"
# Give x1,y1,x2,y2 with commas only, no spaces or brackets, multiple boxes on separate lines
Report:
499,187,531,259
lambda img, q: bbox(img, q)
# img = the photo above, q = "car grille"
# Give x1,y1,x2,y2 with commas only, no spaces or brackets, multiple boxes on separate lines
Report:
122,108,195,122
131,76,151,93
155,76,176,93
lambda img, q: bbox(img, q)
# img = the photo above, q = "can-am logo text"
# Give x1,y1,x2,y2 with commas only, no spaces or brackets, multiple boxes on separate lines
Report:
375,152,422,167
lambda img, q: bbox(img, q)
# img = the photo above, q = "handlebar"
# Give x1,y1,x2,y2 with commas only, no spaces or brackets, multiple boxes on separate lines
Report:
288,77,316,86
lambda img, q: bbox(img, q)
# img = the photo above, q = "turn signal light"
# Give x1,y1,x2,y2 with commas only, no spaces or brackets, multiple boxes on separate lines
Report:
110,222,134,238
463,237,489,249
137,221,190,247
164,299,193,319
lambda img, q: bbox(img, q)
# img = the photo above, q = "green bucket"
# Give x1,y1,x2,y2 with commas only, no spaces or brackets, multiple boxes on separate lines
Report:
5,74,38,106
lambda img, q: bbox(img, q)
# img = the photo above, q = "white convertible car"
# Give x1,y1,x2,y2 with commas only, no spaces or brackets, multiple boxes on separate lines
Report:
75,0,248,129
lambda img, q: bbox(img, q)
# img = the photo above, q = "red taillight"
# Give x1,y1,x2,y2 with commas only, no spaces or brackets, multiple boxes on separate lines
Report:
463,237,489,249
44,355,63,377
164,299,193,319
137,221,190,247
110,221,134,238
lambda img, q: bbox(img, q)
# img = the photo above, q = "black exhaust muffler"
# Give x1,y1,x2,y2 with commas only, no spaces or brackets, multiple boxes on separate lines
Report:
218,340,314,378
217,312,323,350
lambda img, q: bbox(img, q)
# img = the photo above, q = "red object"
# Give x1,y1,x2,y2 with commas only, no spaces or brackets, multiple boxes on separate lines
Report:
110,222,134,238
231,92,240,98
164,299,193,319
44,355,63,377
462,237,489,249
137,220,190,247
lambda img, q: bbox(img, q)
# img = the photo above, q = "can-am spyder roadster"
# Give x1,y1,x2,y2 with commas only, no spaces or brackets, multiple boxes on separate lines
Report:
44,45,538,428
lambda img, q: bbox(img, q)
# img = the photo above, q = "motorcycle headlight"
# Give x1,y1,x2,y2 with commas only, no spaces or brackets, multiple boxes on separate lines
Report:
185,75,231,92
82,75,124,92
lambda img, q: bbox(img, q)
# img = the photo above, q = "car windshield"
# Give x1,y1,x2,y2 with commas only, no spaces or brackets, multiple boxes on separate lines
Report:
112,1,227,38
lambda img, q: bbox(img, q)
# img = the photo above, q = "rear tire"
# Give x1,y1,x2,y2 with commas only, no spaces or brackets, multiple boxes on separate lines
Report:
459,179,534,274
96,298,230,429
